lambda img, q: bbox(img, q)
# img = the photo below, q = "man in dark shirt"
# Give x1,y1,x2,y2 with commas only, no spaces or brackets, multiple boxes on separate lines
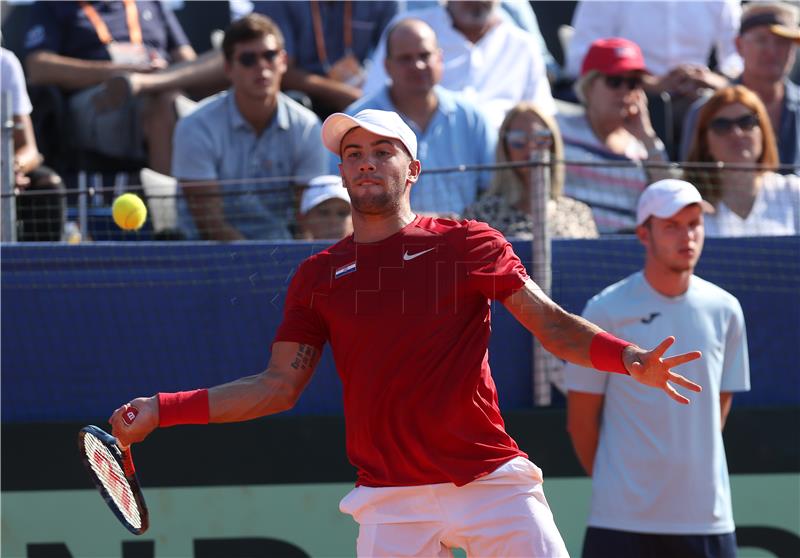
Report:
254,1,399,117
23,0,197,174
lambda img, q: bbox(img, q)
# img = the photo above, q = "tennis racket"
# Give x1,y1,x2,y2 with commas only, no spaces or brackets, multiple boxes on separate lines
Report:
77,408,149,535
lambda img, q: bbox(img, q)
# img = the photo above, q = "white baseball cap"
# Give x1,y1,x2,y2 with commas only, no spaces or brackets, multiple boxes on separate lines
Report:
300,175,350,215
321,109,418,160
636,179,714,226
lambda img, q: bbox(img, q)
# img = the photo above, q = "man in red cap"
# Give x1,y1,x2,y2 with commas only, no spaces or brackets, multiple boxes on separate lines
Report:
109,109,704,557
557,37,672,234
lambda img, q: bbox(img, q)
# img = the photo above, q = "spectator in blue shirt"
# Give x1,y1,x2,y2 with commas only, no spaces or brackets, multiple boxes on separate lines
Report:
680,2,800,171
23,0,197,175
171,14,327,241
253,1,399,118
344,18,495,217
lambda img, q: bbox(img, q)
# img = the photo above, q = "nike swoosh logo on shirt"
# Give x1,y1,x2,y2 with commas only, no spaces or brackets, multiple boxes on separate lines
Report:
641,312,661,324
403,247,436,261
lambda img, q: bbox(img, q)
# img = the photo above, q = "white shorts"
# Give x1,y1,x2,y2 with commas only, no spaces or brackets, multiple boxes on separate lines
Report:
339,457,569,557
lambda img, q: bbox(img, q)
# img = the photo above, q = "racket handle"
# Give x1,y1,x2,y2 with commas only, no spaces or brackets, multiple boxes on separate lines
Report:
116,405,139,474
120,445,136,477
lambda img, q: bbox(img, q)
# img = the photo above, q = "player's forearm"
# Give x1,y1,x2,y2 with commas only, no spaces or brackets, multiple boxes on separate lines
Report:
505,280,640,373
207,342,320,422
154,344,317,425
505,284,601,367
152,369,305,427
540,309,606,367
208,371,299,422
25,51,140,90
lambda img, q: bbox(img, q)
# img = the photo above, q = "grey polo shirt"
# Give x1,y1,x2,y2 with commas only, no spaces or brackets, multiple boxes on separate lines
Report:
172,90,326,239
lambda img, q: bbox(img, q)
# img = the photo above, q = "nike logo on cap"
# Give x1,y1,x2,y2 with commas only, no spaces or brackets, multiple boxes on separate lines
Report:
403,247,435,261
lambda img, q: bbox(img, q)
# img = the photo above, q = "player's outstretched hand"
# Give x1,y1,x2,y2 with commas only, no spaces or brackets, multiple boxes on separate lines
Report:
623,336,703,404
109,396,158,447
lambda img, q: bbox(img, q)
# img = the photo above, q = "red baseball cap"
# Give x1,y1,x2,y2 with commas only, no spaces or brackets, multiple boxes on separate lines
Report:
581,37,650,76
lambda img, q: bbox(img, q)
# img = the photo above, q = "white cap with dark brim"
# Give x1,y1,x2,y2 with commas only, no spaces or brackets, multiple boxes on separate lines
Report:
636,179,715,226
322,109,418,160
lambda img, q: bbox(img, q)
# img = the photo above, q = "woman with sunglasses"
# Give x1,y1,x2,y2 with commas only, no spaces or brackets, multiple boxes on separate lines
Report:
685,85,800,236
463,102,598,239
557,38,672,234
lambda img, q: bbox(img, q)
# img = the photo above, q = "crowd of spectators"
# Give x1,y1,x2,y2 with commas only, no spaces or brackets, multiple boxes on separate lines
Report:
1,0,797,242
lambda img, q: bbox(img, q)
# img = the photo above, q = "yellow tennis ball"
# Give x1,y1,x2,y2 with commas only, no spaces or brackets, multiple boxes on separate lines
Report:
112,193,147,231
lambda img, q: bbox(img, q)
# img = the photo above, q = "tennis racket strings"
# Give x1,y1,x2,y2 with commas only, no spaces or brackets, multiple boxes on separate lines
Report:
78,426,149,534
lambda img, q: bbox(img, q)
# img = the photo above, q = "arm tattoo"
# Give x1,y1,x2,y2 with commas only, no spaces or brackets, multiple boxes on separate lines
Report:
290,344,317,370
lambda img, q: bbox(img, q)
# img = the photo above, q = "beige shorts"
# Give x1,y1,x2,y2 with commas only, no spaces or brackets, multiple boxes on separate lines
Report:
339,457,569,557
68,84,146,161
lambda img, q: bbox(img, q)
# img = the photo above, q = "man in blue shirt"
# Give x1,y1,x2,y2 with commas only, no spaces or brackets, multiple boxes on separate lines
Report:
23,0,196,175
254,1,399,118
566,179,749,558
345,18,495,217
171,14,327,241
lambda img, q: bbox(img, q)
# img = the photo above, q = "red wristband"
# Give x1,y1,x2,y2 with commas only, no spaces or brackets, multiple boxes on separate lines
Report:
158,389,210,427
589,332,632,375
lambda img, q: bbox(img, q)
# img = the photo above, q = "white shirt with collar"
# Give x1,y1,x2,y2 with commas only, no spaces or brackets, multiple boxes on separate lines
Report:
363,5,556,131
705,171,800,237
564,0,743,79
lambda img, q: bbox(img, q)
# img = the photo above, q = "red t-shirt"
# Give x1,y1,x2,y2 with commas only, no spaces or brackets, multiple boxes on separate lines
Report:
274,216,529,487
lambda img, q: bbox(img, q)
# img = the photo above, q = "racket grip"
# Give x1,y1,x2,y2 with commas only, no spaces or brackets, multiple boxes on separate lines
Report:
120,446,136,477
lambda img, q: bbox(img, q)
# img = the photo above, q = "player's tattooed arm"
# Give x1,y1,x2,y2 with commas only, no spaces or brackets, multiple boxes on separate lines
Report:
503,278,602,368
207,342,321,422
290,344,320,371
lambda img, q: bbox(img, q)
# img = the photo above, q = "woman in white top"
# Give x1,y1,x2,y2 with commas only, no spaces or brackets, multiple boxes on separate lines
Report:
685,85,800,236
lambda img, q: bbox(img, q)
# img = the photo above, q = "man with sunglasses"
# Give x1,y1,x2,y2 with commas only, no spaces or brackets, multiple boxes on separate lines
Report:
680,2,800,171
566,179,750,558
171,14,327,241
344,18,495,218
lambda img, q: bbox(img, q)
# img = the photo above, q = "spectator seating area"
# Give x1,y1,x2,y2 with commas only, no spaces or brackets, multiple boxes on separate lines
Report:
0,1,797,242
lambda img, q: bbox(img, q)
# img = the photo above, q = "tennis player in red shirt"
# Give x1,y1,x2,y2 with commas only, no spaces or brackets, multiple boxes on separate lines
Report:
111,109,702,557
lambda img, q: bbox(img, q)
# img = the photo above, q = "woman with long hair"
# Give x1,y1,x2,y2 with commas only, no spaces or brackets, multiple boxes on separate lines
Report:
685,85,799,236
463,102,598,239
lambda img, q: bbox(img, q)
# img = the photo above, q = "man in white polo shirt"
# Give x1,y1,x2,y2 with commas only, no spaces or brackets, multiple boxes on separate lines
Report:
566,179,751,558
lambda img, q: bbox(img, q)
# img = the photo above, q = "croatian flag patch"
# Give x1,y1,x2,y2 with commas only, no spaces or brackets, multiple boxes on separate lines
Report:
335,261,357,279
